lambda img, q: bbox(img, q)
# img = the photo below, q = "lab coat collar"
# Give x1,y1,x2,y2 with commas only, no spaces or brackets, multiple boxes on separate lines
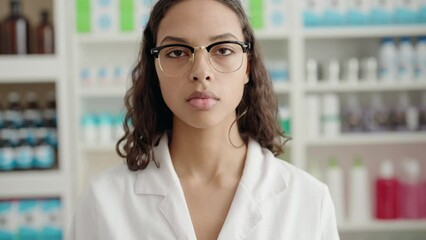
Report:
134,134,289,239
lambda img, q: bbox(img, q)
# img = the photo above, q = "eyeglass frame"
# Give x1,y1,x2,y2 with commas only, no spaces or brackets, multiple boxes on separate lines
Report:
150,40,251,75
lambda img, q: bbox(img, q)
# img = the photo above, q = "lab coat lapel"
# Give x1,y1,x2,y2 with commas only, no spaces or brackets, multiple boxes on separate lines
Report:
217,183,262,240
159,181,197,240
134,134,197,240
218,139,288,240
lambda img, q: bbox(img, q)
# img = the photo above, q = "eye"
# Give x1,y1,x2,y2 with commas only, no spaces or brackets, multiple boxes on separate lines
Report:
211,43,238,57
167,50,187,58
216,47,233,56
163,47,191,58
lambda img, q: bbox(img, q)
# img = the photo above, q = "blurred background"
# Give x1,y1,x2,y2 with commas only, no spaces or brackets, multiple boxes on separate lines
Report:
0,0,425,239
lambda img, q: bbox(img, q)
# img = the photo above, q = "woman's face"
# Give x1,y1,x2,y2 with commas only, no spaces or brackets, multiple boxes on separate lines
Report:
155,0,249,130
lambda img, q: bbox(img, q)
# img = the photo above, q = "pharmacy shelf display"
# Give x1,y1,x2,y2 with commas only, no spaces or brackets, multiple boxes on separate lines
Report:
298,0,426,237
71,0,426,239
0,0,73,236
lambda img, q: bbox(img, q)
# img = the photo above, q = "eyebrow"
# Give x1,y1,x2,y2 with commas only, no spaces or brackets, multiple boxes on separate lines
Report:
159,33,240,45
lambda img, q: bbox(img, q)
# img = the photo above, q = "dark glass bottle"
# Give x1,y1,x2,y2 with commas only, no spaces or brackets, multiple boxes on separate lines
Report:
36,10,54,54
0,94,4,129
1,0,30,54
43,92,57,148
23,92,42,145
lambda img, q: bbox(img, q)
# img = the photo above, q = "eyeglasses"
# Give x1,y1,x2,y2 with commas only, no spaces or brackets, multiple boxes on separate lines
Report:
150,40,251,77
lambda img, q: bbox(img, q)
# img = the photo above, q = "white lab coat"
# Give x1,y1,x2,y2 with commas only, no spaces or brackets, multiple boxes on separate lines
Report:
69,134,340,240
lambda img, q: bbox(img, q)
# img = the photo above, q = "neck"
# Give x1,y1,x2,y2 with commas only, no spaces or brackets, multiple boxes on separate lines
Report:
169,116,247,183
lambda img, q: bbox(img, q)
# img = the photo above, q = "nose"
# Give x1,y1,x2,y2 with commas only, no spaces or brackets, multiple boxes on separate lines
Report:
189,49,213,81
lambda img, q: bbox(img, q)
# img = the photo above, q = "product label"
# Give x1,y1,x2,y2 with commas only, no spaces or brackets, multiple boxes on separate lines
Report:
249,0,264,29
76,0,91,32
120,0,134,31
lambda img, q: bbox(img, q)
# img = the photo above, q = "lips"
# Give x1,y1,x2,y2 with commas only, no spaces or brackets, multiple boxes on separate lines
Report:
186,91,220,110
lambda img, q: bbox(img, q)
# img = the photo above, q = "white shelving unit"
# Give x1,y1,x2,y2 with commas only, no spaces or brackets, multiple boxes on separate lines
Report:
305,81,426,93
0,0,73,234
306,132,426,146
0,56,59,81
303,26,426,39
70,1,426,239
339,220,426,232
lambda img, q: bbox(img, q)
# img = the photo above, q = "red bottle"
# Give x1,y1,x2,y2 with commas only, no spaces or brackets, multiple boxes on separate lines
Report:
36,10,54,54
1,0,30,54
375,160,400,219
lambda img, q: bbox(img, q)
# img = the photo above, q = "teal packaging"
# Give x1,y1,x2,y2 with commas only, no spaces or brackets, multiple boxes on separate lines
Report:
322,0,345,26
322,9,344,26
370,8,392,25
0,202,15,240
303,11,321,27
14,139,33,170
303,0,321,27
18,200,39,240
33,128,55,169
346,0,368,26
34,144,55,169
0,133,15,171
39,199,62,240
346,11,368,25
419,5,426,23
394,4,417,24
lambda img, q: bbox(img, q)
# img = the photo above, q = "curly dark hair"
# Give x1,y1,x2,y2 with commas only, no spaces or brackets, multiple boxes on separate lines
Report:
117,0,290,171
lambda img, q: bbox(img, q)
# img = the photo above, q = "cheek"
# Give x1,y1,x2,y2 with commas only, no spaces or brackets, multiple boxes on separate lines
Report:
221,72,247,107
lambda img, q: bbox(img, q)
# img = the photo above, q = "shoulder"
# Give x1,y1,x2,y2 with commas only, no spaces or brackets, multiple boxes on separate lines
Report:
245,139,327,203
263,149,327,197
86,162,137,196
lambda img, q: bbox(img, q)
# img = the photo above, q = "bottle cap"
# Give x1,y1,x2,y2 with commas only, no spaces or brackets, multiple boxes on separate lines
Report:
26,92,37,103
403,159,420,179
381,37,393,44
328,157,338,168
398,92,410,108
380,160,394,178
8,92,20,103
353,156,363,168
400,36,411,43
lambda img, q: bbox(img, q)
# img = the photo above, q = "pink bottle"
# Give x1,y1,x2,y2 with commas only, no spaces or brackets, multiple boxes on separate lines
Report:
375,160,400,219
400,159,423,219
423,182,426,218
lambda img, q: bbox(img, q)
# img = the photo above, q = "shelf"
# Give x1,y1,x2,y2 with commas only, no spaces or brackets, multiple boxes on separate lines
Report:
0,56,59,82
304,26,426,39
0,170,66,198
81,144,117,153
80,86,127,98
306,133,426,146
339,220,426,232
305,81,426,93
254,29,289,40
273,82,291,93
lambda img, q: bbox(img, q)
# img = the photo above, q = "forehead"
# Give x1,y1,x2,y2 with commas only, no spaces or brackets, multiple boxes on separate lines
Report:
156,0,244,45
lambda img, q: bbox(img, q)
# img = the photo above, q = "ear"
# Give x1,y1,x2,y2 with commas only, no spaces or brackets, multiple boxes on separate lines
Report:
244,62,250,84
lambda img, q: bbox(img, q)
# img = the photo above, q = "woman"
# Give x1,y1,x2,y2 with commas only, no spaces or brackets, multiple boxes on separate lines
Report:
70,0,339,239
